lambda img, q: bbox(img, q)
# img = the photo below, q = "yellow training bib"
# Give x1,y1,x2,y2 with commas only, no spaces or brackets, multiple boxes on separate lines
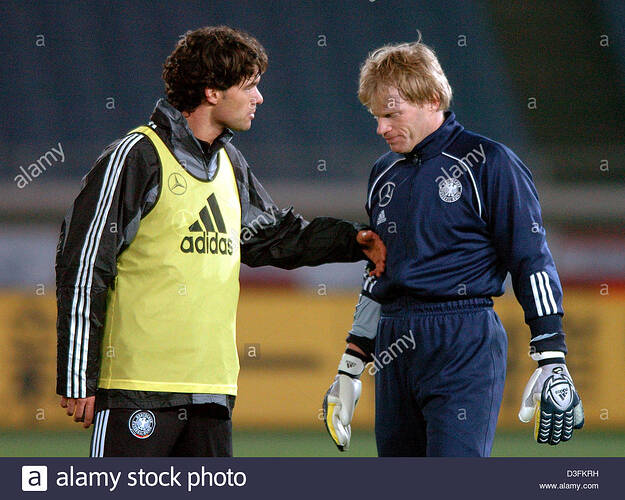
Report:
98,125,241,394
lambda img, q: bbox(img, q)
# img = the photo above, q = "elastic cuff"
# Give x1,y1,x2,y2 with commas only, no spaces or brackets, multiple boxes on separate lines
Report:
537,357,566,367
528,314,563,337
345,334,374,362
344,347,366,361
529,332,567,355
529,315,567,354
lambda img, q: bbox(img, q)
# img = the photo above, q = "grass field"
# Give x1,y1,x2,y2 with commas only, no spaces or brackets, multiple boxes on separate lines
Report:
1,429,624,457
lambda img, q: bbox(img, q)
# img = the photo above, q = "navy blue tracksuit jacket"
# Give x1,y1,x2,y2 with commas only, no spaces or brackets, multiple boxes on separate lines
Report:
352,111,568,456
360,111,566,354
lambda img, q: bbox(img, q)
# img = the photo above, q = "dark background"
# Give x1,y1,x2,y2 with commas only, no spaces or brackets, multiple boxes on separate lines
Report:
0,0,623,284
0,0,624,457
2,0,623,185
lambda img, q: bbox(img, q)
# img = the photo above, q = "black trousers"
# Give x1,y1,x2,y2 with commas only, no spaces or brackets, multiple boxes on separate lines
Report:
89,404,233,457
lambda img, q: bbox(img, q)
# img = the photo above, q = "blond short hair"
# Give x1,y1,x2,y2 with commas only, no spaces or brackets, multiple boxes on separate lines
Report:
358,38,452,111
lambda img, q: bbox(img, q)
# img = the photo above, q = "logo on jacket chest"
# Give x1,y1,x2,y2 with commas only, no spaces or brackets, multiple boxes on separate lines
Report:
378,182,396,207
376,209,387,226
438,178,462,203
177,193,234,255
168,172,187,195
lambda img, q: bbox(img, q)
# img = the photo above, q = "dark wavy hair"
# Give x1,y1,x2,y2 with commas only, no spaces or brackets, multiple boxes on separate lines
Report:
162,26,268,113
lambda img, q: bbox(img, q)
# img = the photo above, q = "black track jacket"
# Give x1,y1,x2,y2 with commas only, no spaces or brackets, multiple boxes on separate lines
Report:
56,99,368,411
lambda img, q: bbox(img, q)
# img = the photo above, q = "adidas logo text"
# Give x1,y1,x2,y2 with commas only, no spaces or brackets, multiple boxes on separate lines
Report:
180,194,234,255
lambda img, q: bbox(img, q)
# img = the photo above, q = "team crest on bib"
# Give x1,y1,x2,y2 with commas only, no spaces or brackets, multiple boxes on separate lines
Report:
128,410,156,439
439,178,462,203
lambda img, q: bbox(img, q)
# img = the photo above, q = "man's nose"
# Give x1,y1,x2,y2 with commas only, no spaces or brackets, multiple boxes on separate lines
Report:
253,88,263,106
377,119,391,136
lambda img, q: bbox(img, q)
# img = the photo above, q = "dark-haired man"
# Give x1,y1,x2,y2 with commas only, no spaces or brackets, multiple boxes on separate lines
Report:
56,26,385,457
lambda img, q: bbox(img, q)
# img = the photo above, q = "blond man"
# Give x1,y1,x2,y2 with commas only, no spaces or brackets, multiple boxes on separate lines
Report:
323,38,583,456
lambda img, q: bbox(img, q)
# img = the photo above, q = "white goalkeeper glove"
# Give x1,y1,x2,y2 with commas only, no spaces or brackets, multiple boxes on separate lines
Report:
322,350,366,451
518,351,584,445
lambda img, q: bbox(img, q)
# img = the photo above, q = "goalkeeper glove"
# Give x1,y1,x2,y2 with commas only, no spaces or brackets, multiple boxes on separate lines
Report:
322,349,366,451
518,351,584,445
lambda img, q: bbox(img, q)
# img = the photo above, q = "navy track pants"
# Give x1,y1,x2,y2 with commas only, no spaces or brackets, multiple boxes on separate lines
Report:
374,297,507,457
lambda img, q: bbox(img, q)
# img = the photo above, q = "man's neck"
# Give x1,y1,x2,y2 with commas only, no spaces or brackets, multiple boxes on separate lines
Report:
410,111,446,151
428,110,445,136
183,105,223,144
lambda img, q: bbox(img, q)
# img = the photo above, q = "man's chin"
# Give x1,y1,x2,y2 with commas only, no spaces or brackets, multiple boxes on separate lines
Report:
389,144,408,154
230,121,252,132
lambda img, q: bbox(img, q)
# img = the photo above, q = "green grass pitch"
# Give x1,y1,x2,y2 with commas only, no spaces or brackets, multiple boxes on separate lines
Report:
1,429,624,457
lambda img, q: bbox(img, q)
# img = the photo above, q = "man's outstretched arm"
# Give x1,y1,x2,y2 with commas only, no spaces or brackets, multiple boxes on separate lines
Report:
227,144,385,274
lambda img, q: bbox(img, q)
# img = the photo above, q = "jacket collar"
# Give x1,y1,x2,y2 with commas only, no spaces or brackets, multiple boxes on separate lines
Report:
150,98,233,180
403,111,464,161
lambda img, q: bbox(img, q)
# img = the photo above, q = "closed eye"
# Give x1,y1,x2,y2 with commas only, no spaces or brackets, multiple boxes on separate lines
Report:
373,112,399,120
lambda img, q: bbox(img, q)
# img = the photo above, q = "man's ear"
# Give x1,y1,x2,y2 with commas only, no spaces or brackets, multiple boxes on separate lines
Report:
204,87,221,105
428,99,440,112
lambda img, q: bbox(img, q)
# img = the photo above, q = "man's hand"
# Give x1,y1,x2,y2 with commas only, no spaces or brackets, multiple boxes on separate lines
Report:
323,349,366,451
323,374,361,451
357,230,386,277
518,352,584,445
60,395,96,429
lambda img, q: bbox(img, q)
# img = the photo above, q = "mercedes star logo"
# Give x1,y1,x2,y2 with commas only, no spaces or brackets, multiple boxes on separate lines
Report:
378,182,395,207
168,172,187,195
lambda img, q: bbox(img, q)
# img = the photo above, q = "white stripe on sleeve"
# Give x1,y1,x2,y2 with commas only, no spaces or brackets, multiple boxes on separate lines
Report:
542,271,558,314
535,272,552,315
67,133,143,397
530,273,543,317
